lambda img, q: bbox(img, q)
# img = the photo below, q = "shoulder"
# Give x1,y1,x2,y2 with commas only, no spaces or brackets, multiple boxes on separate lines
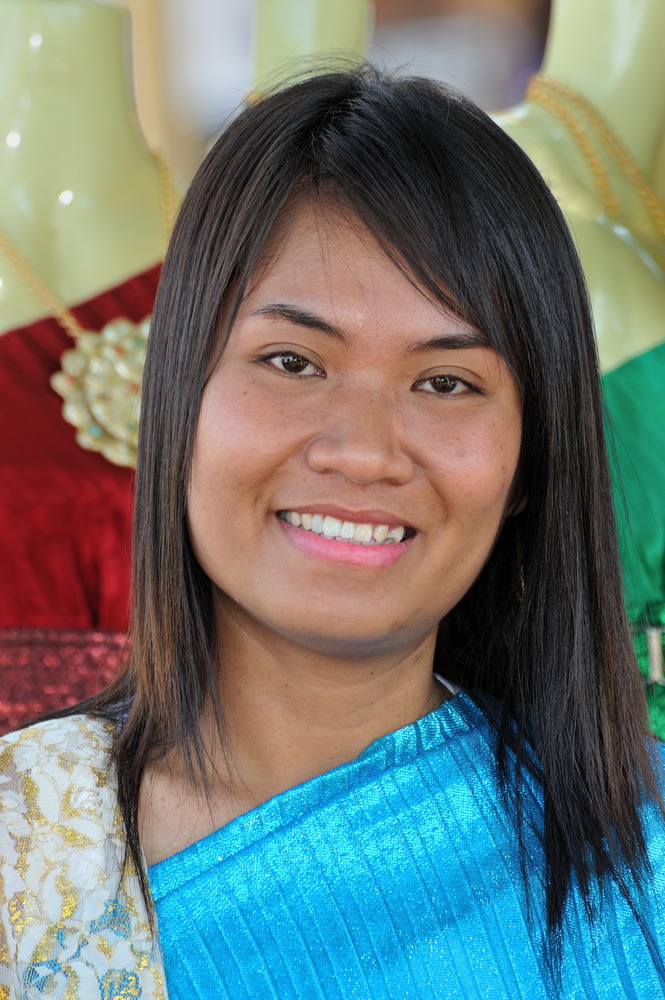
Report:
0,715,117,851
1,713,116,840
1,712,114,786
0,715,167,998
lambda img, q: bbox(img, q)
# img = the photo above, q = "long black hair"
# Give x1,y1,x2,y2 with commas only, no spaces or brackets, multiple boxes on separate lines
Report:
77,66,659,945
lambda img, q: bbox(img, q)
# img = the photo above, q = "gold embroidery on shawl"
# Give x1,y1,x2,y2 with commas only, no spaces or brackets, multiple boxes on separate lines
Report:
22,773,45,825
12,834,31,878
1,716,169,997
57,751,79,774
53,824,95,850
8,891,41,939
92,765,110,788
100,969,141,999
97,936,113,959
56,873,78,922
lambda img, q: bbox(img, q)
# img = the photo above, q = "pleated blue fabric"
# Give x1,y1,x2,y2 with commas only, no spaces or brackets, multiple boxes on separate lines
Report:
149,692,665,999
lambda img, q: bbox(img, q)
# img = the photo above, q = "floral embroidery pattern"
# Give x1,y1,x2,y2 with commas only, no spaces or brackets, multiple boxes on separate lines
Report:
0,717,167,998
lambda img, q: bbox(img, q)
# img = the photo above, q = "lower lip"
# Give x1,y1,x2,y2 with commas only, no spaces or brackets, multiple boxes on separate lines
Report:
277,517,412,568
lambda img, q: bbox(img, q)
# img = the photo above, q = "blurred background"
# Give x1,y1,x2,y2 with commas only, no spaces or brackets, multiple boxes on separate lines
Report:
103,0,550,180
3,0,665,737
0,0,550,732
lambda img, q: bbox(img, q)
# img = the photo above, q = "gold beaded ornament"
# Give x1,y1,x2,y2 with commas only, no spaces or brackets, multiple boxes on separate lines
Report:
0,154,177,468
526,74,665,240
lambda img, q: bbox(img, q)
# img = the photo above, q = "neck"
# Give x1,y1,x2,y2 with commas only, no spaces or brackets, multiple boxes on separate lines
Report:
0,1,167,329
542,0,665,176
206,609,445,813
139,615,448,865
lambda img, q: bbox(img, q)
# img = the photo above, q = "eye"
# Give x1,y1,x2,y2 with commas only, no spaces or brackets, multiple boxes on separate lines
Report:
414,374,477,396
260,351,325,377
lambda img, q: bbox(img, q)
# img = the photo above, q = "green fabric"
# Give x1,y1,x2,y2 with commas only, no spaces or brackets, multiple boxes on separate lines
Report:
603,342,665,737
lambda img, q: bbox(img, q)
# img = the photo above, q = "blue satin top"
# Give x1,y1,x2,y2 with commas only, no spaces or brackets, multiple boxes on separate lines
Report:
148,692,665,999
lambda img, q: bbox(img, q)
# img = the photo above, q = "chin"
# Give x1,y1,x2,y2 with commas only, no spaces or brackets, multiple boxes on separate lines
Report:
275,618,434,662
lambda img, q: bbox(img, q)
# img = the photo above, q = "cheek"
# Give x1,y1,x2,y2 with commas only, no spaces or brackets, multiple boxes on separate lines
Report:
193,384,273,487
434,416,521,519
188,378,306,551
440,410,521,480
187,391,252,548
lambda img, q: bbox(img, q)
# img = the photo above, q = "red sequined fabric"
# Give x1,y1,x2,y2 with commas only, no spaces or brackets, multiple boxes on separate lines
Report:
0,628,127,735
0,265,160,632
0,267,159,732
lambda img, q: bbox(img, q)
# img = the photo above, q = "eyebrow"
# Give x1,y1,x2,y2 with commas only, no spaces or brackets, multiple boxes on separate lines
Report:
249,304,346,341
249,302,489,352
408,331,489,352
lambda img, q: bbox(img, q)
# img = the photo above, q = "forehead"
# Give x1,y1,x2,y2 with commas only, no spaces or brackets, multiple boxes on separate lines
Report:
256,201,395,283
241,201,465,340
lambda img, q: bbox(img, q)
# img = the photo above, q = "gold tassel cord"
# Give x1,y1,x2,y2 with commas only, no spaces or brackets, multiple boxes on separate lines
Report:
526,74,665,240
0,228,85,338
0,154,177,467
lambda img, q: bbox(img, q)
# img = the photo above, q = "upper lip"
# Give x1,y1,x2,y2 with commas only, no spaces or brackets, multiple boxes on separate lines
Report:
277,505,415,529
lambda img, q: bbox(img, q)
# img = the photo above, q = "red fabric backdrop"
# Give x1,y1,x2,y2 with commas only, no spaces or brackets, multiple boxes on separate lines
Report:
0,265,160,733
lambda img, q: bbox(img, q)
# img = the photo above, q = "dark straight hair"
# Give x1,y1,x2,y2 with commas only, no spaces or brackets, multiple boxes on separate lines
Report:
79,66,659,944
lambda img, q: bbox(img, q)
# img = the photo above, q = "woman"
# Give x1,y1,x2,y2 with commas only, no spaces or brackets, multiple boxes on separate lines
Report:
1,67,664,999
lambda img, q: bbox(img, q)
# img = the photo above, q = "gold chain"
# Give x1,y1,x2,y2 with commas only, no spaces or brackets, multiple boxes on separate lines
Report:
526,74,665,239
0,229,83,337
155,152,178,252
0,153,177,338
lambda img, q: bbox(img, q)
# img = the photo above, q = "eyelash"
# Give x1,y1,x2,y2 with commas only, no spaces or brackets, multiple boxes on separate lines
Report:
413,375,479,396
258,351,479,396
259,351,325,378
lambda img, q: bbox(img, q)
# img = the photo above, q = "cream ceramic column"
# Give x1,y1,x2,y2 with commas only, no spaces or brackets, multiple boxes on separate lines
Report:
252,0,373,91
117,0,170,157
542,0,665,174
495,0,665,373
0,0,171,334
494,0,665,726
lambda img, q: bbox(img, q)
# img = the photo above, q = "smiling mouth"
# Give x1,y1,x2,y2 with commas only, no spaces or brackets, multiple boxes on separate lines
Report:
277,511,415,545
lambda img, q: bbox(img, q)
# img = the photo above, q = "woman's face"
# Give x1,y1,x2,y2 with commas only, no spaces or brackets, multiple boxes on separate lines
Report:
188,203,522,660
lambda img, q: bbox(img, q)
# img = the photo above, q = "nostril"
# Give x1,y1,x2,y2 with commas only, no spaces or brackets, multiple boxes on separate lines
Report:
304,429,414,487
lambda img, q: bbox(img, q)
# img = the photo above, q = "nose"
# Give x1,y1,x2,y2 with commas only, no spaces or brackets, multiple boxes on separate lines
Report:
305,390,414,486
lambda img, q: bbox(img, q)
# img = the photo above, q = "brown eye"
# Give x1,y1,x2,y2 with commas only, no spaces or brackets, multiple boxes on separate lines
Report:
279,354,311,374
262,352,324,377
429,376,459,393
417,375,467,395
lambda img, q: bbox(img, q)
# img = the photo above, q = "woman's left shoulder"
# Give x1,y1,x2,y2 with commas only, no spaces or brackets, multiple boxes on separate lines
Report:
0,713,117,840
0,714,168,999
1,711,115,775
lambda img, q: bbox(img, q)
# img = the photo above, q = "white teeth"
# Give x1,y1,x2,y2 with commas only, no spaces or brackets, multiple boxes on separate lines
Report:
281,511,408,545
322,515,342,538
353,523,374,543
